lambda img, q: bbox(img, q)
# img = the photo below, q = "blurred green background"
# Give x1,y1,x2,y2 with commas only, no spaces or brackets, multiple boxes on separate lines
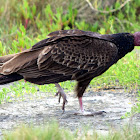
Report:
0,0,140,54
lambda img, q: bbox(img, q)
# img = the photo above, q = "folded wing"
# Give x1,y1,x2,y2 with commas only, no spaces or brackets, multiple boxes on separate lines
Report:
0,30,118,84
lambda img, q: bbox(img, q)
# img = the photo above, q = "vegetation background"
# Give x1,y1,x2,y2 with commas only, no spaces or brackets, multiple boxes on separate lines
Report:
0,0,140,139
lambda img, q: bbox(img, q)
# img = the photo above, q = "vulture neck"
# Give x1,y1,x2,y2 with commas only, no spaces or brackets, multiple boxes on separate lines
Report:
101,33,134,59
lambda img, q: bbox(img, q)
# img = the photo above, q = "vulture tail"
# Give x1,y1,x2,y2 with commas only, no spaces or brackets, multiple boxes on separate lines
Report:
0,73,23,85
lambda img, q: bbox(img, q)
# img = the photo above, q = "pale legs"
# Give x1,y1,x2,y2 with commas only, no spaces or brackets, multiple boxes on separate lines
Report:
77,97,106,116
55,83,105,115
55,83,67,112
79,97,84,112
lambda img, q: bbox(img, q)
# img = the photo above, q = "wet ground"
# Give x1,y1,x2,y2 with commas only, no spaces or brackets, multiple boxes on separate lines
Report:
0,83,140,136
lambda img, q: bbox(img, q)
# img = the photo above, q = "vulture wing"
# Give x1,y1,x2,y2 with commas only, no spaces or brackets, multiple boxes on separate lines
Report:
35,30,118,82
0,30,118,84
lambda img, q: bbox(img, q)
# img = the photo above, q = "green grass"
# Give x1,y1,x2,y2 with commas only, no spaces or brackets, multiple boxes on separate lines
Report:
3,122,74,140
3,122,140,140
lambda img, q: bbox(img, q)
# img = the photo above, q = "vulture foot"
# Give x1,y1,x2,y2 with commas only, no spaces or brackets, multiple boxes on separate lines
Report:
77,97,106,116
55,83,67,112
74,110,106,116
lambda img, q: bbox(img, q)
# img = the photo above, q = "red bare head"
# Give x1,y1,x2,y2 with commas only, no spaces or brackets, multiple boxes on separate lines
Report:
134,32,140,46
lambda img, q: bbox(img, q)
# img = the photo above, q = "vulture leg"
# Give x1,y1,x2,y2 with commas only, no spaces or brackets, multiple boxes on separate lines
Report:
75,80,105,116
78,97,105,116
55,83,67,112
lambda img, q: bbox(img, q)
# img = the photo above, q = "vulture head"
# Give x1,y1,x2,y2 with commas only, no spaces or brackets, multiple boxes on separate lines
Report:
134,32,140,46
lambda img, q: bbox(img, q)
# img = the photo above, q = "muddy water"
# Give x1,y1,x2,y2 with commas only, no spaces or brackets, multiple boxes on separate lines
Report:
0,83,140,136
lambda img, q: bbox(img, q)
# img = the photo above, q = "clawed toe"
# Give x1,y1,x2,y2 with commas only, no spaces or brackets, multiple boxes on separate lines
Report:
74,110,106,116
55,83,68,112
55,86,67,112
55,91,67,103
55,91,62,103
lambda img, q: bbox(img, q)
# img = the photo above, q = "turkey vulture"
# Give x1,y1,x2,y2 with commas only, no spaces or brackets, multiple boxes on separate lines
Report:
0,29,139,115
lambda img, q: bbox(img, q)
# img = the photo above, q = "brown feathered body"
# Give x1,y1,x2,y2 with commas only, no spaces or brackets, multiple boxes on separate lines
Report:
0,29,135,98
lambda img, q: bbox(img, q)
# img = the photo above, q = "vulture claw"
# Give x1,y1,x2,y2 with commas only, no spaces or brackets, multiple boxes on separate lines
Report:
55,83,68,112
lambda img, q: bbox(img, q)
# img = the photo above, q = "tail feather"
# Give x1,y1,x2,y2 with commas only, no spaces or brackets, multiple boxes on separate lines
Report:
0,73,23,85
0,54,16,65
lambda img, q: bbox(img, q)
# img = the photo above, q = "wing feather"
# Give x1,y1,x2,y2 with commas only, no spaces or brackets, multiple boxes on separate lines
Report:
37,35,118,81
0,49,42,75
0,29,118,84
31,29,100,50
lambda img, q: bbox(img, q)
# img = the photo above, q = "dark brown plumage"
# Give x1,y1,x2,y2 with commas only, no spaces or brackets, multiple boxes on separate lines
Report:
0,29,139,115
